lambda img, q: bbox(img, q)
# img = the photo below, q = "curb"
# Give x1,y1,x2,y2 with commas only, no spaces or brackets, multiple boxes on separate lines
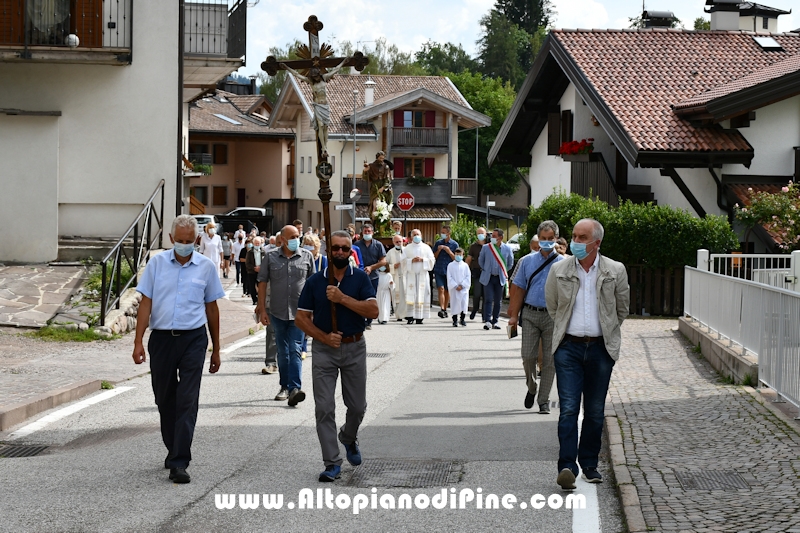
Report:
0,379,101,431
604,414,648,533
742,386,800,431
0,324,261,433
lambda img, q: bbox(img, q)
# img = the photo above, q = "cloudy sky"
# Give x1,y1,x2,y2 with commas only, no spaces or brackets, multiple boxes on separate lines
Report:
240,0,797,77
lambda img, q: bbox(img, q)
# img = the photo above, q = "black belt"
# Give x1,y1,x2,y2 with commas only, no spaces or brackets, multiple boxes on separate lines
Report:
565,334,603,343
341,333,363,344
153,327,205,337
525,304,547,312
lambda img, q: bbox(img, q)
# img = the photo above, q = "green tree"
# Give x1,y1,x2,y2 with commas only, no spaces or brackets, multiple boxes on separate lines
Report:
477,9,532,89
336,38,427,76
629,14,683,29
694,17,711,30
735,182,800,251
447,70,519,197
414,41,478,75
494,0,555,34
257,40,302,104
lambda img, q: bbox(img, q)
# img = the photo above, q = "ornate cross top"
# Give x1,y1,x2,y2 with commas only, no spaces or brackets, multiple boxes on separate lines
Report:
260,15,369,76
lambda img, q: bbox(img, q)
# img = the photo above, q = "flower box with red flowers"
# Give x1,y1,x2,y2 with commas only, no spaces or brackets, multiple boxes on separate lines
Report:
559,139,597,161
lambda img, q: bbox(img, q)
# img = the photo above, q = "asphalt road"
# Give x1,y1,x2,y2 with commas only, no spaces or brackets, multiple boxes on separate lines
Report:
0,316,624,533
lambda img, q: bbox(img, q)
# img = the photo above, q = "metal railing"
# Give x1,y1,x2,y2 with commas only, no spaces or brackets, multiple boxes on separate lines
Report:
0,0,132,52
684,266,800,407
392,127,448,147
451,177,477,198
188,152,212,165
700,250,800,292
184,0,246,59
99,179,165,326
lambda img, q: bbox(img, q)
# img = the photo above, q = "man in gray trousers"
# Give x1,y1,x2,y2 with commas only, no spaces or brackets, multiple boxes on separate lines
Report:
296,230,378,482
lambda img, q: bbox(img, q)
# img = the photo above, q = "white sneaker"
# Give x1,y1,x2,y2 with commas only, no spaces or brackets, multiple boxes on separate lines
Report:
484,321,491,330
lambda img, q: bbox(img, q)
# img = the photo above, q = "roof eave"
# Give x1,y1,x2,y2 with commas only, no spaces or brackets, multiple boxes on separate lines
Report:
635,149,755,168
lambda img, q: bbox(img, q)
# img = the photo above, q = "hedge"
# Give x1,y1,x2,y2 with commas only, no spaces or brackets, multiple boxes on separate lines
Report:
525,192,739,268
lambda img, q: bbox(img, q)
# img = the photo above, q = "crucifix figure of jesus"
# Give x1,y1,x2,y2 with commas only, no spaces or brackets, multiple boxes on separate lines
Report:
261,15,369,158
282,59,348,157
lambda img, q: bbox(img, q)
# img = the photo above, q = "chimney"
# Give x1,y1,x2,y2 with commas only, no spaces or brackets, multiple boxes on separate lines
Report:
642,10,677,28
248,75,257,95
364,76,376,107
705,0,743,31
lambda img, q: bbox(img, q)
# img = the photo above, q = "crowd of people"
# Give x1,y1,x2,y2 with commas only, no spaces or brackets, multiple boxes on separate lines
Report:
133,213,630,492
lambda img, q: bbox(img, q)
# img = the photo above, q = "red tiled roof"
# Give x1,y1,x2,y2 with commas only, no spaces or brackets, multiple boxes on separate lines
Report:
551,29,800,152
295,74,467,135
226,93,264,114
674,54,800,111
189,93,291,136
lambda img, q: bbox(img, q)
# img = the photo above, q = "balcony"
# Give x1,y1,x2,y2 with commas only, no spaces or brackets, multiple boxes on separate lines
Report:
0,0,132,64
342,176,476,205
183,0,246,101
391,127,448,152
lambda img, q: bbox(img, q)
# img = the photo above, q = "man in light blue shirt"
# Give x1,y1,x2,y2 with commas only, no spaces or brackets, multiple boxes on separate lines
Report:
133,214,225,485
507,221,564,414
478,228,514,330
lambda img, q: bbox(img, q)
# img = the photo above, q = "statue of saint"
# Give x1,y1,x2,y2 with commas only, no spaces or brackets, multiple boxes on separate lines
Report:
282,57,349,156
363,151,394,227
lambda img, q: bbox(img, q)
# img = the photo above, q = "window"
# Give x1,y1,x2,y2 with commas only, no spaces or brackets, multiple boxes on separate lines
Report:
212,186,227,206
403,110,424,128
308,156,313,172
191,186,208,206
762,17,769,30
404,158,424,177
300,157,304,173
213,144,228,165
331,155,335,173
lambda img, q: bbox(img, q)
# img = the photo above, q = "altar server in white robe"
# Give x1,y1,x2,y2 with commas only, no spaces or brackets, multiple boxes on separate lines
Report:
376,266,394,324
385,234,408,321
447,247,471,327
404,229,435,324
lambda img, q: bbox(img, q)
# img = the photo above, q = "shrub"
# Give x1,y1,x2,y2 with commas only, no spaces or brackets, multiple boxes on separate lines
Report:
84,259,136,300
525,192,739,268
449,213,479,251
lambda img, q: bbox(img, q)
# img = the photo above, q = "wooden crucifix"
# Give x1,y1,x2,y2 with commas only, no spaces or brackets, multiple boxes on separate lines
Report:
261,15,369,331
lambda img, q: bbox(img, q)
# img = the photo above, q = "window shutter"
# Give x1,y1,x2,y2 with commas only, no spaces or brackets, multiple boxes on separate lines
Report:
425,158,435,177
560,110,573,144
393,110,404,128
425,111,435,128
615,148,628,190
72,0,103,48
394,158,404,177
547,112,561,155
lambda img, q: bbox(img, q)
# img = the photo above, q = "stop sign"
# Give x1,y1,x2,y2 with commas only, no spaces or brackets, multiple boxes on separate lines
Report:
397,191,415,212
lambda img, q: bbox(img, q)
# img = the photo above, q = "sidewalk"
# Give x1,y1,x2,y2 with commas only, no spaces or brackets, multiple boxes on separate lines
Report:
0,275,259,430
609,318,800,532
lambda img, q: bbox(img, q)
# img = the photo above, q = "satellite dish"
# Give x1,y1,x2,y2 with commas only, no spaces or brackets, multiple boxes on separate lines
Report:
349,188,362,202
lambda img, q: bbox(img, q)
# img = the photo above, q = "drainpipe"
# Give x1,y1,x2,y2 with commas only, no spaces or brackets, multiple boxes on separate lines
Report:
176,0,185,217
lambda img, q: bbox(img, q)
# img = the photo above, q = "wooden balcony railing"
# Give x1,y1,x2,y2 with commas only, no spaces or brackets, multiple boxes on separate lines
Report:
568,152,620,208
451,178,477,198
392,127,448,147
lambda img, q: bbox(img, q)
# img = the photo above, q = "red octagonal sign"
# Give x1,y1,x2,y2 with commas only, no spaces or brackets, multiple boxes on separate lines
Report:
397,191,415,212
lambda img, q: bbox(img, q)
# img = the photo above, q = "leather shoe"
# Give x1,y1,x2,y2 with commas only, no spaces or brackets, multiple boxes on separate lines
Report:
274,387,289,401
169,467,190,484
538,403,551,414
524,392,535,409
469,311,476,320
491,324,501,330
287,388,306,407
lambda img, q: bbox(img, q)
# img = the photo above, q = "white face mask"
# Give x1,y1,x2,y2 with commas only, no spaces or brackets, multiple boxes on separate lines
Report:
208,228,216,236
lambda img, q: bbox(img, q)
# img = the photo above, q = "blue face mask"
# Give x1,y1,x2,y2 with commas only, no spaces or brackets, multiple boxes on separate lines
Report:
378,266,386,272
539,240,555,251
441,234,449,240
570,240,592,260
454,255,463,262
173,242,194,257
363,233,373,241
247,243,253,249
413,235,422,244
286,238,300,252
477,233,486,241
490,237,497,245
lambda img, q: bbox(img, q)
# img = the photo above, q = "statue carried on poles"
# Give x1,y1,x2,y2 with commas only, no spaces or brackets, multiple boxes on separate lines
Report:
363,151,394,235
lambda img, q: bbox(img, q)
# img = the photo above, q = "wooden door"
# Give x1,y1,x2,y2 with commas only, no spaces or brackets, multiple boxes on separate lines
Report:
0,0,23,45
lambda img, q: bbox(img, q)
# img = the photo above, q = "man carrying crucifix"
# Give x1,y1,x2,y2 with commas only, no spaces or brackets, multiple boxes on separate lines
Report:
282,58,349,157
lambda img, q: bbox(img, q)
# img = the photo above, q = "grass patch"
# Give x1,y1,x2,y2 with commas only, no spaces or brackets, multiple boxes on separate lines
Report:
101,380,114,389
84,259,136,300
742,373,756,387
692,343,702,354
718,373,736,385
25,326,116,342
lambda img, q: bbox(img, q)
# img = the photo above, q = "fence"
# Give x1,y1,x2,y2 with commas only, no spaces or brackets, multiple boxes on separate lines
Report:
700,250,800,293
684,266,800,407
627,265,683,316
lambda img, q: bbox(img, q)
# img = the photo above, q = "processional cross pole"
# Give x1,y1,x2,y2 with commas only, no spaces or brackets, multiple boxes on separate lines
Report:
261,15,369,331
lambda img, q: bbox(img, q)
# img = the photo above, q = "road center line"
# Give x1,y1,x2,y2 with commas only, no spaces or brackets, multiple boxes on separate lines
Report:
221,330,265,354
573,407,602,532
7,386,134,440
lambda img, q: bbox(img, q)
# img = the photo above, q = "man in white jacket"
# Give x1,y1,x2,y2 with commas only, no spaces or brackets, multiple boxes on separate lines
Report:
446,248,470,327
385,234,408,322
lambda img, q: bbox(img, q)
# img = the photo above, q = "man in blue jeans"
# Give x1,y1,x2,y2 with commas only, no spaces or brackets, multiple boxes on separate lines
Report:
353,223,386,329
256,225,315,406
545,218,630,490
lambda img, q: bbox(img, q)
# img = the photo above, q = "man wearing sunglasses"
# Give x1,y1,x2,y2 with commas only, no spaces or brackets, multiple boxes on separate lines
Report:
296,231,378,483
